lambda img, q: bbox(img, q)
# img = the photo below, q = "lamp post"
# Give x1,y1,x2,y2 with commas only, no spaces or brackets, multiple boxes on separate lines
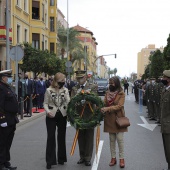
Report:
92,54,117,79
84,27,88,71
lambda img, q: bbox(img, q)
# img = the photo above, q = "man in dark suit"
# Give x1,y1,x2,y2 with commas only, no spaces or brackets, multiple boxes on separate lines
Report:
160,70,170,170
66,79,75,96
71,70,98,166
0,70,18,170
24,73,33,116
36,76,46,109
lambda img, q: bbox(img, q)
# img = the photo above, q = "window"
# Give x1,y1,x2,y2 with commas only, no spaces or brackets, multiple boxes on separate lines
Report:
24,29,28,42
50,0,55,6
32,33,40,49
32,1,40,20
17,25,20,43
45,13,47,26
45,40,47,50
50,43,54,53
42,4,44,22
42,34,44,51
17,0,19,6
50,17,55,32
24,0,28,12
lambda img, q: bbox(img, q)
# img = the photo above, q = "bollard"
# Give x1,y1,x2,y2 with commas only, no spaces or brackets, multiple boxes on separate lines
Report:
20,97,24,119
29,96,33,117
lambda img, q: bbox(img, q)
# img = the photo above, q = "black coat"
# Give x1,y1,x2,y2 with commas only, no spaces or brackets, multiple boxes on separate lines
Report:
0,81,18,126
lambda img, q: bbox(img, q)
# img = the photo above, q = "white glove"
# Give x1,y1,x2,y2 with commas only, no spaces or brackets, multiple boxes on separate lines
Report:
0,122,8,127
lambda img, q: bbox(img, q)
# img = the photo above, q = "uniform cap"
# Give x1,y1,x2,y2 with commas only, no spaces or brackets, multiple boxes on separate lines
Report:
75,70,86,78
0,69,12,77
163,70,170,78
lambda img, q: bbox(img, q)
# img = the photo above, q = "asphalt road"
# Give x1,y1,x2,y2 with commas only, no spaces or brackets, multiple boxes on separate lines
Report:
11,93,167,170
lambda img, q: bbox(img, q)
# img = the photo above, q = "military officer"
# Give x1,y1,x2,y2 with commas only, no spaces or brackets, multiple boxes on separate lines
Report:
71,70,98,166
154,77,164,124
160,70,170,170
147,78,156,120
0,70,18,170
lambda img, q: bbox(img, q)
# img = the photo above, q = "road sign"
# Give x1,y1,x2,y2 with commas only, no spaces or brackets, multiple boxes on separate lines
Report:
66,67,73,73
9,46,24,61
65,61,72,67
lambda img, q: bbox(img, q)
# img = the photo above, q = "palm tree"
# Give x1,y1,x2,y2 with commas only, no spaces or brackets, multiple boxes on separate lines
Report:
57,24,87,69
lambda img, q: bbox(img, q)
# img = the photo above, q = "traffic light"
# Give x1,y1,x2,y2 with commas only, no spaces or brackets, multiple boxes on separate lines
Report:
115,54,117,58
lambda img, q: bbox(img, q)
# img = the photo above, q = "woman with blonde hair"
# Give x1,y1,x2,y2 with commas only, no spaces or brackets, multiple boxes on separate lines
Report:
44,72,70,169
101,76,128,168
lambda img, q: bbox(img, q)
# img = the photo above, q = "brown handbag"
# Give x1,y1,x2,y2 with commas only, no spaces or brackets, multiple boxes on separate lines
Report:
116,116,130,128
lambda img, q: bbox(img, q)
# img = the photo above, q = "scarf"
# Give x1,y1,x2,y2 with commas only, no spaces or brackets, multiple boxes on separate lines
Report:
106,91,118,106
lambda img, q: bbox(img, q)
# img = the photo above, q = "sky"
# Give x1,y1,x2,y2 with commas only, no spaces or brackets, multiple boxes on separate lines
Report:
58,0,170,77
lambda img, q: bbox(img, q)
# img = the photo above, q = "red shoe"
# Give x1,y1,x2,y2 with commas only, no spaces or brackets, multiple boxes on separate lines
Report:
109,158,117,166
120,159,125,168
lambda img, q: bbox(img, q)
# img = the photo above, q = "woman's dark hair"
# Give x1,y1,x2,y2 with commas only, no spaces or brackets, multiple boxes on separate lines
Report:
109,76,123,92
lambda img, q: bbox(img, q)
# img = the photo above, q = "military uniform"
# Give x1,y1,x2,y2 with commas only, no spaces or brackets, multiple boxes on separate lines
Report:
71,70,98,166
147,78,156,120
0,70,18,170
160,70,170,170
154,79,164,123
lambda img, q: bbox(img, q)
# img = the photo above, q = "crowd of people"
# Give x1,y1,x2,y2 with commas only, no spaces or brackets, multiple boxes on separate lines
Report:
0,68,170,170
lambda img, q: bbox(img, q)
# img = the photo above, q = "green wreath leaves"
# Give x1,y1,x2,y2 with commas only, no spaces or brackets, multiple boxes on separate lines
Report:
67,91,104,129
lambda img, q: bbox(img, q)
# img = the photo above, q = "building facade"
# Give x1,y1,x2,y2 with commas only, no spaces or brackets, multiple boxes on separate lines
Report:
73,25,98,76
0,0,58,74
137,44,164,79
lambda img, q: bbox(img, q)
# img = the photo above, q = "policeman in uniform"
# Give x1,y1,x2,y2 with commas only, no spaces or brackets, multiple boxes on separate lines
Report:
71,70,98,166
160,70,170,170
0,70,18,170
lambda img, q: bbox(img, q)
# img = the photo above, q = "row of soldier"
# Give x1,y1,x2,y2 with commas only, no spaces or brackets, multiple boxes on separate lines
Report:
134,77,164,125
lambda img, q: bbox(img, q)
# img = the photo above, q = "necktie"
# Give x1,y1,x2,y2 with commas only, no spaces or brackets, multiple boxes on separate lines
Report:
81,85,84,89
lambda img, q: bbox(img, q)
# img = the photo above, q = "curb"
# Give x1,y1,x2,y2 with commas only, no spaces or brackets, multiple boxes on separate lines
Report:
16,111,46,128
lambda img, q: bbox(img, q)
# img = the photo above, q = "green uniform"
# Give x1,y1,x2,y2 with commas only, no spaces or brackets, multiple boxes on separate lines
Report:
71,82,98,162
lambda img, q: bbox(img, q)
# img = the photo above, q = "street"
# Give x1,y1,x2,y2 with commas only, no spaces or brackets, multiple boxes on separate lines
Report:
11,93,166,170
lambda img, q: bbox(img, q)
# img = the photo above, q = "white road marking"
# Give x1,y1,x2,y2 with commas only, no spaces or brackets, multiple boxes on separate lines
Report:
91,140,104,170
138,116,157,131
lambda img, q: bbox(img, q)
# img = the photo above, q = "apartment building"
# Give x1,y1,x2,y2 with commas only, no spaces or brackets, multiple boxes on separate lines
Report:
0,0,58,72
72,25,98,75
137,44,164,79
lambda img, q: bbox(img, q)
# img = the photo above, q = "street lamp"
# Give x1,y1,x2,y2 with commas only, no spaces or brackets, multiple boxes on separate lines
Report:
92,54,117,79
84,27,88,71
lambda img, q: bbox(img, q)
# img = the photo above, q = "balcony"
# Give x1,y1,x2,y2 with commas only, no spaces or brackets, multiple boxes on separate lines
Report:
0,26,12,45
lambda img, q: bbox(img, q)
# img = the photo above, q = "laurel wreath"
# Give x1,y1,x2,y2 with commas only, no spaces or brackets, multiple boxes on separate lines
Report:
67,91,104,129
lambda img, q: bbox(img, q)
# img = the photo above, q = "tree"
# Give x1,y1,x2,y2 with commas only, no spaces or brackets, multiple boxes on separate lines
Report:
150,50,164,79
163,34,170,69
113,68,117,76
20,43,65,76
57,24,88,69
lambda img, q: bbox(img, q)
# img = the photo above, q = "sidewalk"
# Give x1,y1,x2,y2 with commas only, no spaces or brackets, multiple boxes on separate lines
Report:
16,108,46,127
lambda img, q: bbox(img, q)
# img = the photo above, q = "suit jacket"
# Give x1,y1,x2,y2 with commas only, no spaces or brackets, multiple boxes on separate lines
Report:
36,80,46,95
160,87,170,133
44,86,70,117
25,79,33,95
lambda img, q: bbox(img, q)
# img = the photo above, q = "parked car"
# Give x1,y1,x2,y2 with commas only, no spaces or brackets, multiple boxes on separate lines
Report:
94,78,108,95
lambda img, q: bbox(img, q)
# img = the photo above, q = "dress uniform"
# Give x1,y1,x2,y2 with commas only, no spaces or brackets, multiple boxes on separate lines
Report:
0,70,18,170
71,70,98,166
160,70,170,170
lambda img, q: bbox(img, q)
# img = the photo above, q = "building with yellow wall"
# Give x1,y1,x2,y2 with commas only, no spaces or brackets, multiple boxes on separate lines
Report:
72,25,98,76
0,0,58,76
137,44,164,79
